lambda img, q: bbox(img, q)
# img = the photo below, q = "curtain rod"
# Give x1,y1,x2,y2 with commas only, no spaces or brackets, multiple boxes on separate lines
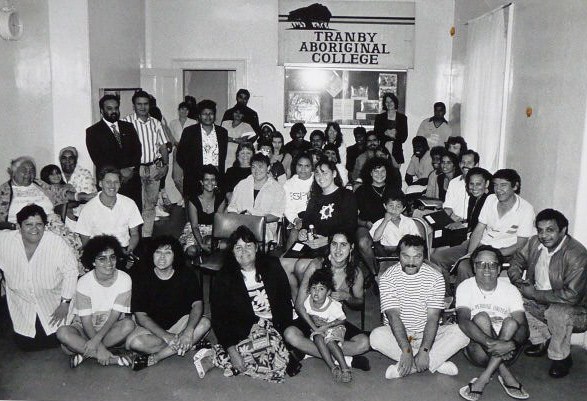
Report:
464,2,512,25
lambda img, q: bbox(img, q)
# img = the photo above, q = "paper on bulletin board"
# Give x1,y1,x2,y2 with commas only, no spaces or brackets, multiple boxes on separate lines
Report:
325,71,343,97
332,99,355,121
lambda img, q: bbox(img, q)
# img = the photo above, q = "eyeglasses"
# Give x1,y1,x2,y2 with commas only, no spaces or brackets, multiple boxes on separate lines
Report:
474,261,500,271
95,255,118,264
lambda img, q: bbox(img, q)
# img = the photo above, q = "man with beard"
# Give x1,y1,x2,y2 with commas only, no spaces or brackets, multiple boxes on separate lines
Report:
370,234,469,379
221,88,260,135
86,95,142,209
351,131,380,183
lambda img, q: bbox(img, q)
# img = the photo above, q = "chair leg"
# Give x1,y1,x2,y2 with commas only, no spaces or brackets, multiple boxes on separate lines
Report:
361,302,365,331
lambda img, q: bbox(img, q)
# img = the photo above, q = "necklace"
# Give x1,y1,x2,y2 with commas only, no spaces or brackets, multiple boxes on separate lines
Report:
372,185,385,197
199,194,215,213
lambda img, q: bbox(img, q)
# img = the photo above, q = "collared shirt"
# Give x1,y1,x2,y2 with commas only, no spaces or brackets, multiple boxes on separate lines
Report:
0,230,78,337
75,193,144,247
416,118,452,148
102,118,119,133
201,125,220,167
122,113,166,164
369,214,421,247
478,194,536,249
405,150,434,180
535,236,568,290
443,176,469,219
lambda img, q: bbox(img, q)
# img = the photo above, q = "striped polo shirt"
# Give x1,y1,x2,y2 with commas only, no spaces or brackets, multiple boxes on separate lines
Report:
379,262,445,333
123,113,166,164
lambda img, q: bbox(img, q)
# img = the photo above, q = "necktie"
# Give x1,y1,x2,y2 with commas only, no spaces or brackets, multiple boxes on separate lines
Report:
111,124,122,148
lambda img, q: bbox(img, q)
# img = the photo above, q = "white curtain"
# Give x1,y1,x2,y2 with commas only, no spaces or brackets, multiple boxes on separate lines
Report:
462,7,509,172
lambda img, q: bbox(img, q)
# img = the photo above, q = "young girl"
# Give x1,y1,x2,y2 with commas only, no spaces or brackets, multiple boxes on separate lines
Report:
257,139,286,184
40,164,66,185
302,269,351,383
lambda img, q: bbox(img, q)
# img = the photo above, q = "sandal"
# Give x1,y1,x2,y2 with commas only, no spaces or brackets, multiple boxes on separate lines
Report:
459,378,483,401
193,348,214,379
331,366,342,382
69,353,85,369
116,353,132,367
498,375,529,400
341,368,352,383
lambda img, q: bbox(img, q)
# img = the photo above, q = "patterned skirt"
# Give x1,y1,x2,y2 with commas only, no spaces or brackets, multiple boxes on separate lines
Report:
212,319,289,383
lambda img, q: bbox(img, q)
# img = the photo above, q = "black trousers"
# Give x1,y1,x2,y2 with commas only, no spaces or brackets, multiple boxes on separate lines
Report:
13,316,59,352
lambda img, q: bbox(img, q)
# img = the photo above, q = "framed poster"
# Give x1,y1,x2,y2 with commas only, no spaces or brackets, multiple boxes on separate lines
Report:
284,66,406,127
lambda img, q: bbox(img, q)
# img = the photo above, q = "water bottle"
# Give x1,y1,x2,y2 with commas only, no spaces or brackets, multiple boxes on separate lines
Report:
307,224,315,241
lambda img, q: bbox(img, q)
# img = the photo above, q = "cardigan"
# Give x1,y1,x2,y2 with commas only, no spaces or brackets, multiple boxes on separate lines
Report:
210,254,293,348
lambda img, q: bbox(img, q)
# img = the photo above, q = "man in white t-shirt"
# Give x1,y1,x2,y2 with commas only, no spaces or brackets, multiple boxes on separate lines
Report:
456,245,529,400
431,169,536,285
370,235,469,379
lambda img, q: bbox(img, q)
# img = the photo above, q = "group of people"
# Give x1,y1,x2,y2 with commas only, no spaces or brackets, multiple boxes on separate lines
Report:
1,87,586,399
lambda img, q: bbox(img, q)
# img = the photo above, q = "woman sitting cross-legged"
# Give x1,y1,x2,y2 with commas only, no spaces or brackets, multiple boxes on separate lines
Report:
179,164,226,259
126,236,211,371
284,231,371,373
56,235,135,368
194,226,293,383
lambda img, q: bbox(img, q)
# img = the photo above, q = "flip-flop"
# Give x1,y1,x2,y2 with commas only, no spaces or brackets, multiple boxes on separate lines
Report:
459,378,483,401
498,375,530,399
69,353,85,369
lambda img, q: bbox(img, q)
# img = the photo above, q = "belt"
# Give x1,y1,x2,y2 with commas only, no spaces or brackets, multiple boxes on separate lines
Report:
140,161,156,166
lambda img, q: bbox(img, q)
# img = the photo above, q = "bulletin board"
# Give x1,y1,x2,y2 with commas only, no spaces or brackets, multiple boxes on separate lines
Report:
284,66,407,127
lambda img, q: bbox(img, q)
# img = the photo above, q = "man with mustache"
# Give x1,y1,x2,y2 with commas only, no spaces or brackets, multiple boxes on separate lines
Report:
508,209,587,378
370,235,469,379
86,94,142,210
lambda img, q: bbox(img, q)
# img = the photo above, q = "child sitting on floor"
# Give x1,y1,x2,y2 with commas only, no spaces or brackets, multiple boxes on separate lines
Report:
370,191,420,256
302,269,351,383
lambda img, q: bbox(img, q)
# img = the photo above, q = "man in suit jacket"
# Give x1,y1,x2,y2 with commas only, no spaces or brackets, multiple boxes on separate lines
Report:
176,99,228,198
86,94,142,209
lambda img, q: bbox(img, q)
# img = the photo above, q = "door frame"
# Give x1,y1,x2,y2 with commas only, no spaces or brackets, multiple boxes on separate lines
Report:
172,58,248,103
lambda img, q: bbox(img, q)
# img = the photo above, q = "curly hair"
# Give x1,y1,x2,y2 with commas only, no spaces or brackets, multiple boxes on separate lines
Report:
308,268,335,292
80,235,125,271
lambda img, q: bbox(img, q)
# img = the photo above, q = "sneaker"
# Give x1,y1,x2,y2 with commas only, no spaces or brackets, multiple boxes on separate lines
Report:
571,332,587,349
436,361,459,376
155,205,170,218
193,348,214,378
385,364,401,379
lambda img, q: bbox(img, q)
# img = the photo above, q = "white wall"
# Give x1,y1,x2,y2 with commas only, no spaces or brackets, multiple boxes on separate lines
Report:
0,0,54,180
451,0,587,238
145,0,455,152
88,0,145,120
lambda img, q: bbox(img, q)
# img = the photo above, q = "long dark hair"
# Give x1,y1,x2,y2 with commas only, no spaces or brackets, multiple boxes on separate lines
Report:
322,231,359,294
325,122,343,147
309,157,343,200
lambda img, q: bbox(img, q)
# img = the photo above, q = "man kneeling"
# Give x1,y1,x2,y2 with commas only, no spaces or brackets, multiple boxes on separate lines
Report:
456,245,529,400
126,236,211,370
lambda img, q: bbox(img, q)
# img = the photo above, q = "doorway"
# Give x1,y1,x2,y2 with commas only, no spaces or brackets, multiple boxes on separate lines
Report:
183,70,236,123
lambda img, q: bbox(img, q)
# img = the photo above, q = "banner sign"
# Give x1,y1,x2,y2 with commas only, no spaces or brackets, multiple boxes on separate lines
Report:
278,1,415,68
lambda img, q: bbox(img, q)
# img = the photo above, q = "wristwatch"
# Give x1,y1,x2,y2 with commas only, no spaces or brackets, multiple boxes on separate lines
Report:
60,298,72,304
422,347,429,353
